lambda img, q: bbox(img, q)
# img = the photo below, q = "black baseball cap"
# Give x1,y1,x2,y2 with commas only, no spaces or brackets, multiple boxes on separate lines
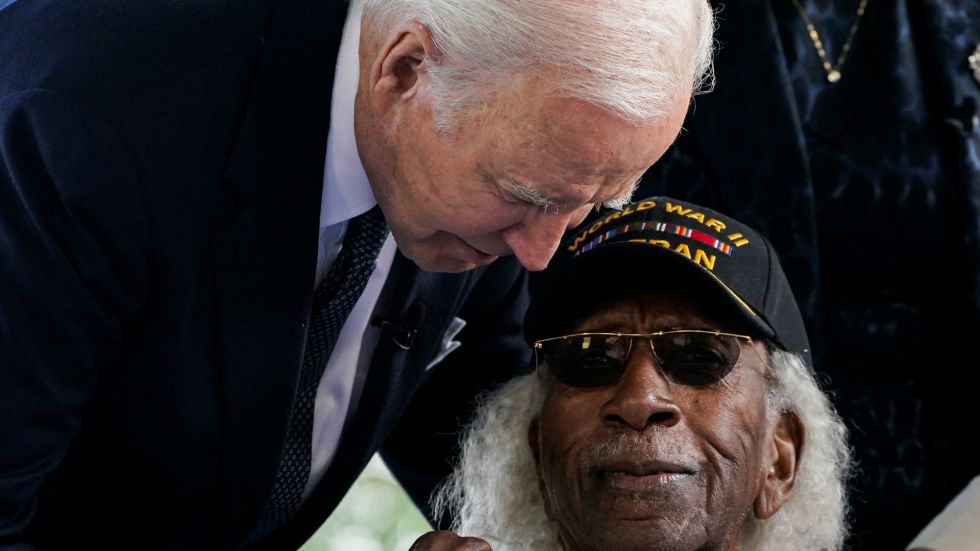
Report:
524,196,811,365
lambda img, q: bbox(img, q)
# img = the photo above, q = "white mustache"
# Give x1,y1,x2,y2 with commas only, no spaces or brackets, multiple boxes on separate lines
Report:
585,430,700,472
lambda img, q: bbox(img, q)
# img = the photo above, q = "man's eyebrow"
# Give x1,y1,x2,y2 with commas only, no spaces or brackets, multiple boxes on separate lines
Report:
501,178,563,212
597,177,641,211
500,175,641,213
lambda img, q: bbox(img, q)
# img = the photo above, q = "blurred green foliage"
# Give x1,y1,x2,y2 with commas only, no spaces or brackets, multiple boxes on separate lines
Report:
300,455,432,551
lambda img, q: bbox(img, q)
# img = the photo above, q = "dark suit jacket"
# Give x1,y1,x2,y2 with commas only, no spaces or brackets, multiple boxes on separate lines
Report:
635,1,980,548
0,0,529,549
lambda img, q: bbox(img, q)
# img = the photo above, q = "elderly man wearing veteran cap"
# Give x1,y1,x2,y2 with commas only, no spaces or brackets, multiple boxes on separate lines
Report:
410,197,853,551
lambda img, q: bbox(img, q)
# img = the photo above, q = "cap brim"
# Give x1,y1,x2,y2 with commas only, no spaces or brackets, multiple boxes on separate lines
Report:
524,241,779,344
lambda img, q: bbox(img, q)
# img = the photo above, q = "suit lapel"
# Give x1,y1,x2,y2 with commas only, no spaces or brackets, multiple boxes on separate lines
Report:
339,255,472,458
211,0,350,546
258,254,475,549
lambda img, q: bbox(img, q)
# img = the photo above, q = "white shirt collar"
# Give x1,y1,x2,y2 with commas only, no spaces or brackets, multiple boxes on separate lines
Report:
320,2,373,228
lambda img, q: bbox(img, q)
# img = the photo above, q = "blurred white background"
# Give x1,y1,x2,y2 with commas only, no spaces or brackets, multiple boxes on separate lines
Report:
300,455,432,551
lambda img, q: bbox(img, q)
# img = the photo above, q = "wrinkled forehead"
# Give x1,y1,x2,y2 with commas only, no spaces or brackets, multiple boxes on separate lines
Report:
484,73,686,171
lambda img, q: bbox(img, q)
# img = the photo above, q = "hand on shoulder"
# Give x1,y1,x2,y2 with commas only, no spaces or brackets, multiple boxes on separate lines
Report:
408,530,493,551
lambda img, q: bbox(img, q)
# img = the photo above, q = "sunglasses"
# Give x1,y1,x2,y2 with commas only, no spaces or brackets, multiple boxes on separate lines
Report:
533,330,754,388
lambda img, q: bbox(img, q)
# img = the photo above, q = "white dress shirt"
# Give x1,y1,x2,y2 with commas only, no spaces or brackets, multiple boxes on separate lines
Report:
303,2,397,500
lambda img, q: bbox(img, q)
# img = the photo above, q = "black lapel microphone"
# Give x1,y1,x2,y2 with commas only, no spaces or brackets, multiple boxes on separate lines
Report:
371,303,426,350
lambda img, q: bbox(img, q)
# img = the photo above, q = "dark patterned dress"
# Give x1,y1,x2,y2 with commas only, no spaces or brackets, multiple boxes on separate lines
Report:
636,0,980,548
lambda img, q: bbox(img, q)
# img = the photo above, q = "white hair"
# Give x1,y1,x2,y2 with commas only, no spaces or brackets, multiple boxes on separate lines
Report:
432,348,853,551
355,0,715,130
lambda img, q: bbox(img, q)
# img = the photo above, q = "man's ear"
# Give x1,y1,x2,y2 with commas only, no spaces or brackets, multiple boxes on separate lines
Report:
366,21,436,115
527,416,557,520
754,410,805,519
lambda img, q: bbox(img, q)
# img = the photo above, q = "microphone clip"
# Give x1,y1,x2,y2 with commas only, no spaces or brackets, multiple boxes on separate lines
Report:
371,303,427,350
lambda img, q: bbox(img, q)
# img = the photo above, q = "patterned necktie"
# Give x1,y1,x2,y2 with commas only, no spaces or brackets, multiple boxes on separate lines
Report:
251,205,389,541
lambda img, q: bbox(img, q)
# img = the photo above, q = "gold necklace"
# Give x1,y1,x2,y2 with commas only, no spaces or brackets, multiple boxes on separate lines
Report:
788,0,869,83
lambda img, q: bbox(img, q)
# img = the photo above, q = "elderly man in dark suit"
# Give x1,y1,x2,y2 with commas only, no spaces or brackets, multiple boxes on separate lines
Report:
0,0,715,549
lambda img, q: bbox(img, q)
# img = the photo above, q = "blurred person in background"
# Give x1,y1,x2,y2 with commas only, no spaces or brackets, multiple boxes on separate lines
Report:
634,1,980,548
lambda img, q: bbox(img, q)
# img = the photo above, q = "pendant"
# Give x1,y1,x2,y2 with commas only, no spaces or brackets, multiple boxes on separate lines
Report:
826,69,842,84
969,42,980,86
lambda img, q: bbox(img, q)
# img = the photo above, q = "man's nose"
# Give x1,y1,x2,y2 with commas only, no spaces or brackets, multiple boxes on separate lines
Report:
501,206,590,272
600,343,681,431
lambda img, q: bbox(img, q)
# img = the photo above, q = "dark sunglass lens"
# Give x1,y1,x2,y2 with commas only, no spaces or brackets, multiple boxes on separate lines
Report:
539,335,629,388
653,333,740,386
